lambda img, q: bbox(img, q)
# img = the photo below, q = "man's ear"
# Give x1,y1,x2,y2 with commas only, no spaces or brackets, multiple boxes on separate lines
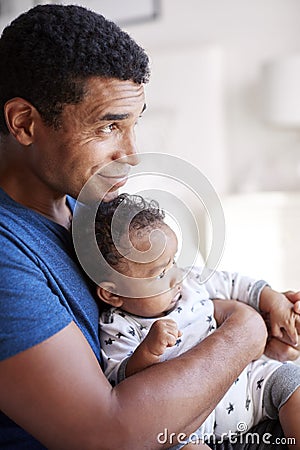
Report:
4,97,38,146
96,282,123,308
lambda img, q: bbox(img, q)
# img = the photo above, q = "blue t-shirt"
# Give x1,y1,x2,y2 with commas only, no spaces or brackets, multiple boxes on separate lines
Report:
0,188,100,449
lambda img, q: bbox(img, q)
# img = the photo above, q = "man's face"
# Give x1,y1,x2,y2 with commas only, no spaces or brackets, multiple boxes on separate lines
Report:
29,77,145,200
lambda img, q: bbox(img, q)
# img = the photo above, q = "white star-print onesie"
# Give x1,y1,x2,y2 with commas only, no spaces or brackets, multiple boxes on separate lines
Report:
99,267,292,439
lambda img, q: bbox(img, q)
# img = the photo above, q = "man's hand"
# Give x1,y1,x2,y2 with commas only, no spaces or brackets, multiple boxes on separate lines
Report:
265,336,300,361
126,319,182,377
284,290,300,315
260,287,300,361
260,287,299,346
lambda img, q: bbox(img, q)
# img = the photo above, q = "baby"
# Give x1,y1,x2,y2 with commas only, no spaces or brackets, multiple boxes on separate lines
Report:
96,193,300,449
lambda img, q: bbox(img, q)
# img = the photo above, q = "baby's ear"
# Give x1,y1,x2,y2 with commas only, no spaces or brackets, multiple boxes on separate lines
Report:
96,282,123,308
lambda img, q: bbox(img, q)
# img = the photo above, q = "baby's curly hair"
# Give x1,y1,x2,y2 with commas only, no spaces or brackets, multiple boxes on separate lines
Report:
95,193,165,270
0,4,150,134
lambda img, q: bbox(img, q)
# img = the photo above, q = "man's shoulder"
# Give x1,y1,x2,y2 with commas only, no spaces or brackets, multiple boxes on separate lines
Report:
0,188,37,233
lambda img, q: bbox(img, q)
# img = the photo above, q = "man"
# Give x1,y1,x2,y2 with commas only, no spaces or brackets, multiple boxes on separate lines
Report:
0,5,298,449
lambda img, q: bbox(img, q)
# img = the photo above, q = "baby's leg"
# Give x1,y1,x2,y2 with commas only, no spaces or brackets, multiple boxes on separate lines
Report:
264,363,300,450
168,439,211,449
183,443,211,449
279,387,300,450
214,368,254,436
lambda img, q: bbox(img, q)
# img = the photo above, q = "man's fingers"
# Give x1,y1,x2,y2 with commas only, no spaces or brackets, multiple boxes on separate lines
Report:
293,300,300,314
265,337,300,362
285,323,299,347
271,323,283,340
284,291,300,305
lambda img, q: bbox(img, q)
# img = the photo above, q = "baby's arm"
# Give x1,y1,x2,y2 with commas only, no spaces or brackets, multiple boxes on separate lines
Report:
197,267,300,341
100,313,181,384
197,267,300,359
198,267,265,307
126,319,182,377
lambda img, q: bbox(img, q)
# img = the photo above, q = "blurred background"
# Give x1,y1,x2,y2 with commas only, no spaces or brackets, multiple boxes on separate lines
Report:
1,0,300,290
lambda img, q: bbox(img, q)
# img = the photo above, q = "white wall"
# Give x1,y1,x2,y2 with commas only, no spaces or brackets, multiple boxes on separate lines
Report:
124,0,300,290
218,192,300,291
125,0,300,194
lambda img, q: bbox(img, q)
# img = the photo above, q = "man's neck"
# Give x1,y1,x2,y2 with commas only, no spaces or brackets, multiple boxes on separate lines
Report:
0,160,72,230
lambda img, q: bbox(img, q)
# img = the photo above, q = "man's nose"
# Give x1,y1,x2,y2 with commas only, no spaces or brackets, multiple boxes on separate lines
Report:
126,151,140,167
116,129,140,167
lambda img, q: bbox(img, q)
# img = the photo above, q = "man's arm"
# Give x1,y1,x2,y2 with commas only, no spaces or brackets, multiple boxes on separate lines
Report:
0,303,267,450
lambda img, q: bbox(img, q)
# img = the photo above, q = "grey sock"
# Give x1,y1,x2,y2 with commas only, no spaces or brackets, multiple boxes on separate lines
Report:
263,362,300,419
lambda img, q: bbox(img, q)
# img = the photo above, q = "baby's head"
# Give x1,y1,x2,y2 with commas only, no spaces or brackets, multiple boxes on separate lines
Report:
95,194,182,317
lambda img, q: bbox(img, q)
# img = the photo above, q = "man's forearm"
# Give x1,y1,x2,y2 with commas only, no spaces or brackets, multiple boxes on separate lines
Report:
113,305,267,449
0,308,266,450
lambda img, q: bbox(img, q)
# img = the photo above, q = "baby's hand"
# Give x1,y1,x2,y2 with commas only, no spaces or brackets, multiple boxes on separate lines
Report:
144,319,182,357
125,319,182,378
260,286,299,347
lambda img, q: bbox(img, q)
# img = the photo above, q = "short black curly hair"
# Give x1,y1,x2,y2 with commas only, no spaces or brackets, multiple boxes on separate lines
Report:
95,193,165,271
0,4,150,134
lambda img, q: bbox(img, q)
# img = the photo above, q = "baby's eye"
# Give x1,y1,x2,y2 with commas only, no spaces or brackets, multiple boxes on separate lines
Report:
156,270,166,280
156,259,176,280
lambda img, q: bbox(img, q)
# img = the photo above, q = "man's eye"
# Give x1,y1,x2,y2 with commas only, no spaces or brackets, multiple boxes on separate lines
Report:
135,116,142,127
101,124,116,134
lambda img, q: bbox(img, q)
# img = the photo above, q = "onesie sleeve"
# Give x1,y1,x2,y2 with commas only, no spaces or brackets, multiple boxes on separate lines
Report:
193,267,268,311
99,310,142,385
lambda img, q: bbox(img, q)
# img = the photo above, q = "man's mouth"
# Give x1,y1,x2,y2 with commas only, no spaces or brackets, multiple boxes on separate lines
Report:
98,174,128,190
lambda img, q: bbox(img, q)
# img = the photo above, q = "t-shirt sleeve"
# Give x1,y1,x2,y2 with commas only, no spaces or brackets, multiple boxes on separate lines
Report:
0,237,72,361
